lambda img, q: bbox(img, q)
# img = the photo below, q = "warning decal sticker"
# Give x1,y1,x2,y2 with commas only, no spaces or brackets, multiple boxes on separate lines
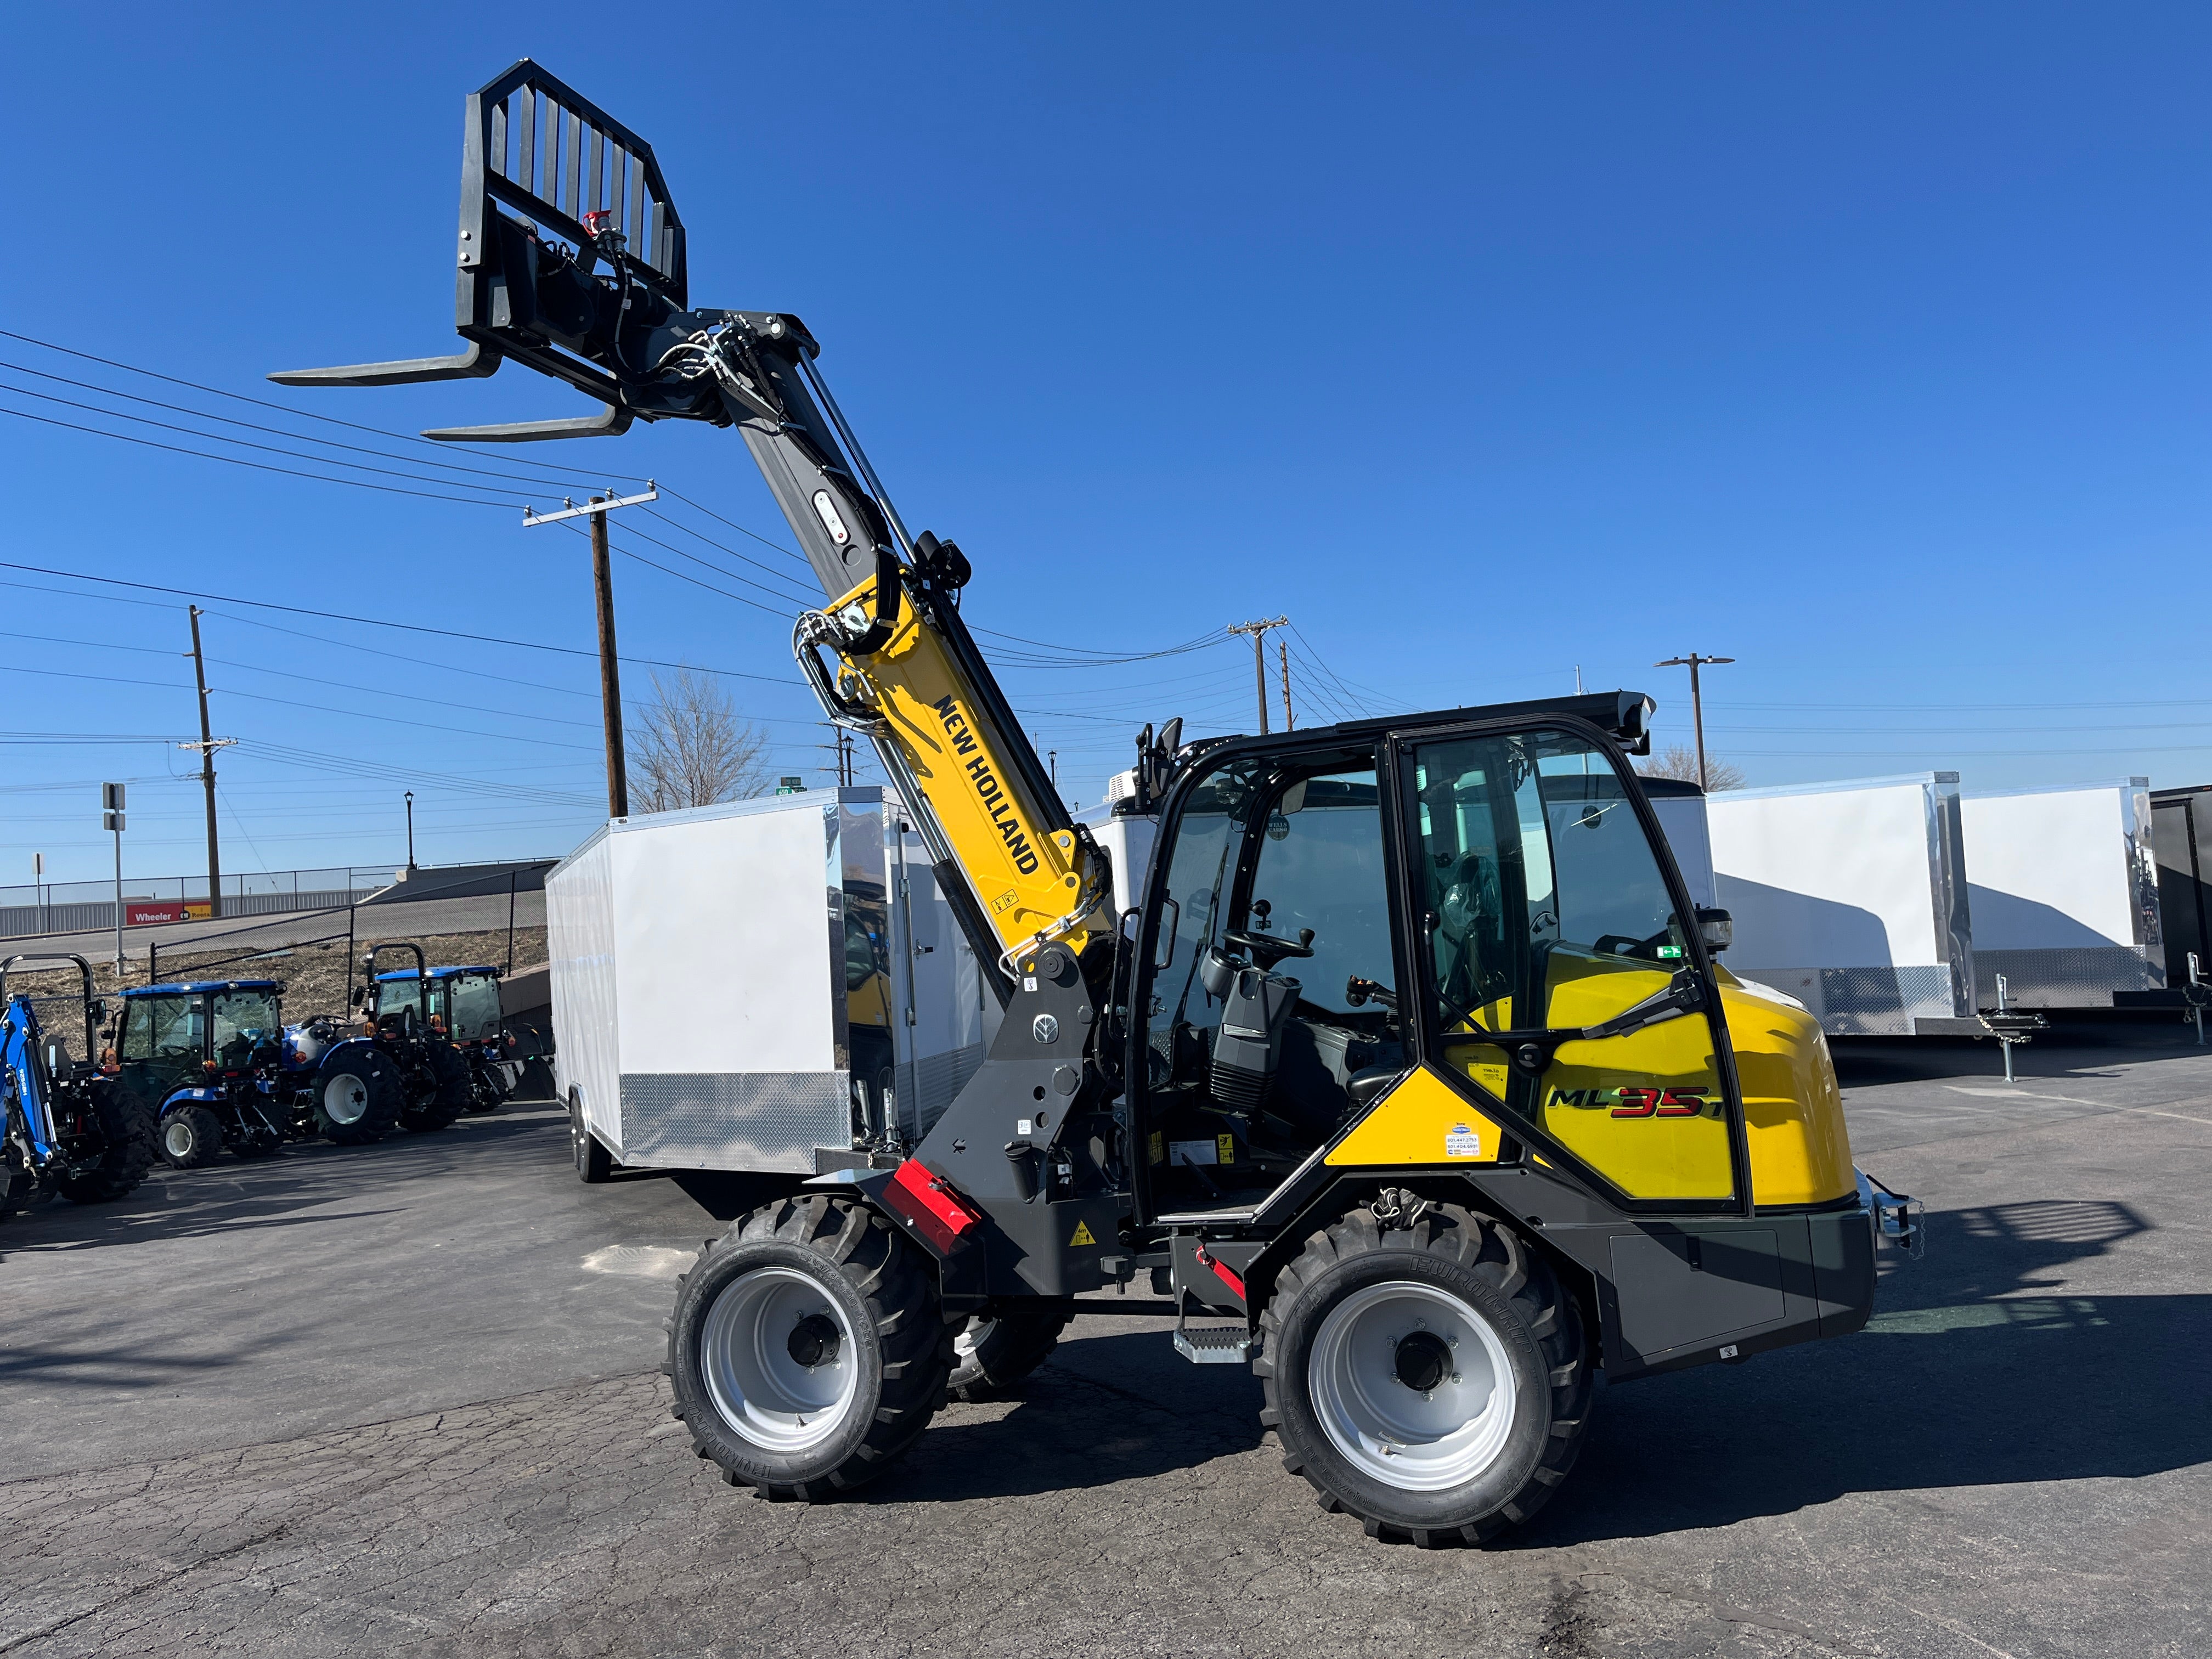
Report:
1069,1220,1097,1246
1444,1123,1482,1159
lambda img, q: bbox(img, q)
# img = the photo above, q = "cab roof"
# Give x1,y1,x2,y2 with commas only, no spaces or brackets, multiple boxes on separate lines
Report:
373,966,500,982
124,980,280,997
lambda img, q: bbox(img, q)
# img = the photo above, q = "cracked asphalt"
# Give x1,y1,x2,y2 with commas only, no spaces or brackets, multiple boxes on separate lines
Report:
2,1020,2207,1657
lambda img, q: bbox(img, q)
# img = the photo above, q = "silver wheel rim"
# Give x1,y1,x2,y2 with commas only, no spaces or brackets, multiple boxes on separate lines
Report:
953,1315,995,1364
164,1118,196,1158
1308,1279,1519,1492
323,1073,369,1125
699,1265,860,1454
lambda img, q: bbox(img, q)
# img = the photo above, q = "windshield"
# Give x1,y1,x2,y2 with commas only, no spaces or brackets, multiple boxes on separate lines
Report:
448,974,502,1041
212,990,281,1068
375,976,435,1018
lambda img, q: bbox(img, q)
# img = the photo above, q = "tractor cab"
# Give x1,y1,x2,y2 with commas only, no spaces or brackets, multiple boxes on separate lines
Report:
370,966,503,1049
113,981,284,1105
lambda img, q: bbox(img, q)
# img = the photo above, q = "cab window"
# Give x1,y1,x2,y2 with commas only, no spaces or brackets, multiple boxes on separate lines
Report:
122,994,201,1062
448,974,503,1042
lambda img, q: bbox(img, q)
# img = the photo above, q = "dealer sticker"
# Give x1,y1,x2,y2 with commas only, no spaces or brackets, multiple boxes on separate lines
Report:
1444,1123,1482,1159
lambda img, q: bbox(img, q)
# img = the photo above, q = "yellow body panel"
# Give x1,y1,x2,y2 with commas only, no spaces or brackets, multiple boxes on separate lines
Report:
1328,962,1855,1208
828,573,1097,961
1325,1065,1508,1167
1716,969,1855,1206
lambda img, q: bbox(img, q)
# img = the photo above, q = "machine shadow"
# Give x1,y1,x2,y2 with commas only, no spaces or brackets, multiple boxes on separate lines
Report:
868,1330,1267,1503
1523,1197,2205,1545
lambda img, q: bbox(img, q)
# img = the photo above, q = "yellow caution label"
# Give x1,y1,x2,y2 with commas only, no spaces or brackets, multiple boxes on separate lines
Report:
1069,1220,1097,1246
1148,1131,1164,1166
1216,1133,1236,1166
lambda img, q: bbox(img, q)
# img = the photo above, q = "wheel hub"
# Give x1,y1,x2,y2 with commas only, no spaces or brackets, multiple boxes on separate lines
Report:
787,1312,842,1369
1392,1329,1453,1393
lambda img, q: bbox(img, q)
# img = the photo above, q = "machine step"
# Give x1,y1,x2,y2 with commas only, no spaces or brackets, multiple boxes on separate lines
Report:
1172,1321,1252,1365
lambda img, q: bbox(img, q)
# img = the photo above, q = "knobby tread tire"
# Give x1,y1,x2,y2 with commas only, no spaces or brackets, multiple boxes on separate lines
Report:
948,1302,1074,1401
313,1047,404,1145
157,1103,225,1169
54,1081,157,1204
1255,1200,1593,1548
669,1194,953,1502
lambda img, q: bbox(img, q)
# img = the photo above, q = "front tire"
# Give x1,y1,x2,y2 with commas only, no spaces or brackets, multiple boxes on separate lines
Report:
159,1104,225,1169
668,1195,953,1500
1257,1200,1592,1547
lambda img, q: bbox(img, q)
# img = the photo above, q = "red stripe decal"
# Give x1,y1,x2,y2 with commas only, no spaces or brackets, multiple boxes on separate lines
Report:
1195,1243,1245,1300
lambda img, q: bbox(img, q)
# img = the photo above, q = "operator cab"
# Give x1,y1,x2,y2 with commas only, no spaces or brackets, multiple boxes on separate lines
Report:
1137,746,1403,1214
1130,710,1743,1224
370,966,501,1044
114,980,284,1100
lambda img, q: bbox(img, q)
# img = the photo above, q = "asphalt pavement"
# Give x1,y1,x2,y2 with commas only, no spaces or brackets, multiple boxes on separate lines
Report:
1,1024,2205,1657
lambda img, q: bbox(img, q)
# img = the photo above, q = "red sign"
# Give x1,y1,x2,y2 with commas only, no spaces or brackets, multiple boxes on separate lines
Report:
125,901,212,926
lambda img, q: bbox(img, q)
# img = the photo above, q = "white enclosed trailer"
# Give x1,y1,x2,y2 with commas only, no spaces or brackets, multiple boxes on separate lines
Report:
1959,778,2162,1009
1707,772,1977,1036
547,788,992,1175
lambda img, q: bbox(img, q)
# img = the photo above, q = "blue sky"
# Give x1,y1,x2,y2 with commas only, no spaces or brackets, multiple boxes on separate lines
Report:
2,3,2205,887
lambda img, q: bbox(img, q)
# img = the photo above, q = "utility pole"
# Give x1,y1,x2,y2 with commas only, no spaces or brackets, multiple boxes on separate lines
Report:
103,783,125,974
1653,653,1736,790
1228,617,1289,734
183,607,225,918
1278,640,1294,731
521,482,657,820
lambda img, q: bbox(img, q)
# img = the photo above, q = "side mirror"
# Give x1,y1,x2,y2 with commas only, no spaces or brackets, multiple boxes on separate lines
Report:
1696,907,1733,955
88,998,108,1026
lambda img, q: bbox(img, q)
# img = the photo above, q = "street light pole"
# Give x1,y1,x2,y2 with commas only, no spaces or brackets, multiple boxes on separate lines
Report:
1652,653,1736,790
404,791,416,871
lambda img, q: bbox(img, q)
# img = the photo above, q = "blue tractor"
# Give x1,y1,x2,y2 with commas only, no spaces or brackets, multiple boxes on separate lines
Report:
0,953,159,1219
353,945,478,1134
366,959,521,1118
114,978,405,1166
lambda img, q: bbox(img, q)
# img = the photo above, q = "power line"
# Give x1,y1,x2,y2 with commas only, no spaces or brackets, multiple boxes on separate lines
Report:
0,328,648,484
0,558,798,686
0,404,527,510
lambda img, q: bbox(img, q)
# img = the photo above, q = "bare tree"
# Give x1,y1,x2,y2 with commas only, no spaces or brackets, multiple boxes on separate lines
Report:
626,669,770,812
1637,744,1746,792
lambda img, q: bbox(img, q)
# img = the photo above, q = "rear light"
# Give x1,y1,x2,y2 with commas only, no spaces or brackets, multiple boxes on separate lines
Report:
202,1060,218,1075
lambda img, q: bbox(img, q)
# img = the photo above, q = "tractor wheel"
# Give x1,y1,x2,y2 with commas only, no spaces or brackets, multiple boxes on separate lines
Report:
158,1104,225,1170
313,1048,403,1145
54,1082,158,1204
0,1108,33,1220
949,1302,1073,1401
1256,1198,1593,1548
569,1093,612,1184
668,1195,955,1500
402,1046,470,1132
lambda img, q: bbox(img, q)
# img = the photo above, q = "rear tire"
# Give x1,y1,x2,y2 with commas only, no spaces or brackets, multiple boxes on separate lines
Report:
1257,1199,1592,1547
312,1047,403,1145
668,1195,953,1500
570,1093,612,1183
949,1303,1072,1401
54,1081,158,1204
400,1045,469,1133
158,1104,225,1169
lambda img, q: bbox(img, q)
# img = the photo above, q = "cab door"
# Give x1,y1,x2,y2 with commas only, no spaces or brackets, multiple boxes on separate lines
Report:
1392,720,1747,1211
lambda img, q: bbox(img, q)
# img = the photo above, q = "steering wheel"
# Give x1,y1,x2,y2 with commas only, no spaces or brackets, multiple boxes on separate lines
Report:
1223,927,1315,967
